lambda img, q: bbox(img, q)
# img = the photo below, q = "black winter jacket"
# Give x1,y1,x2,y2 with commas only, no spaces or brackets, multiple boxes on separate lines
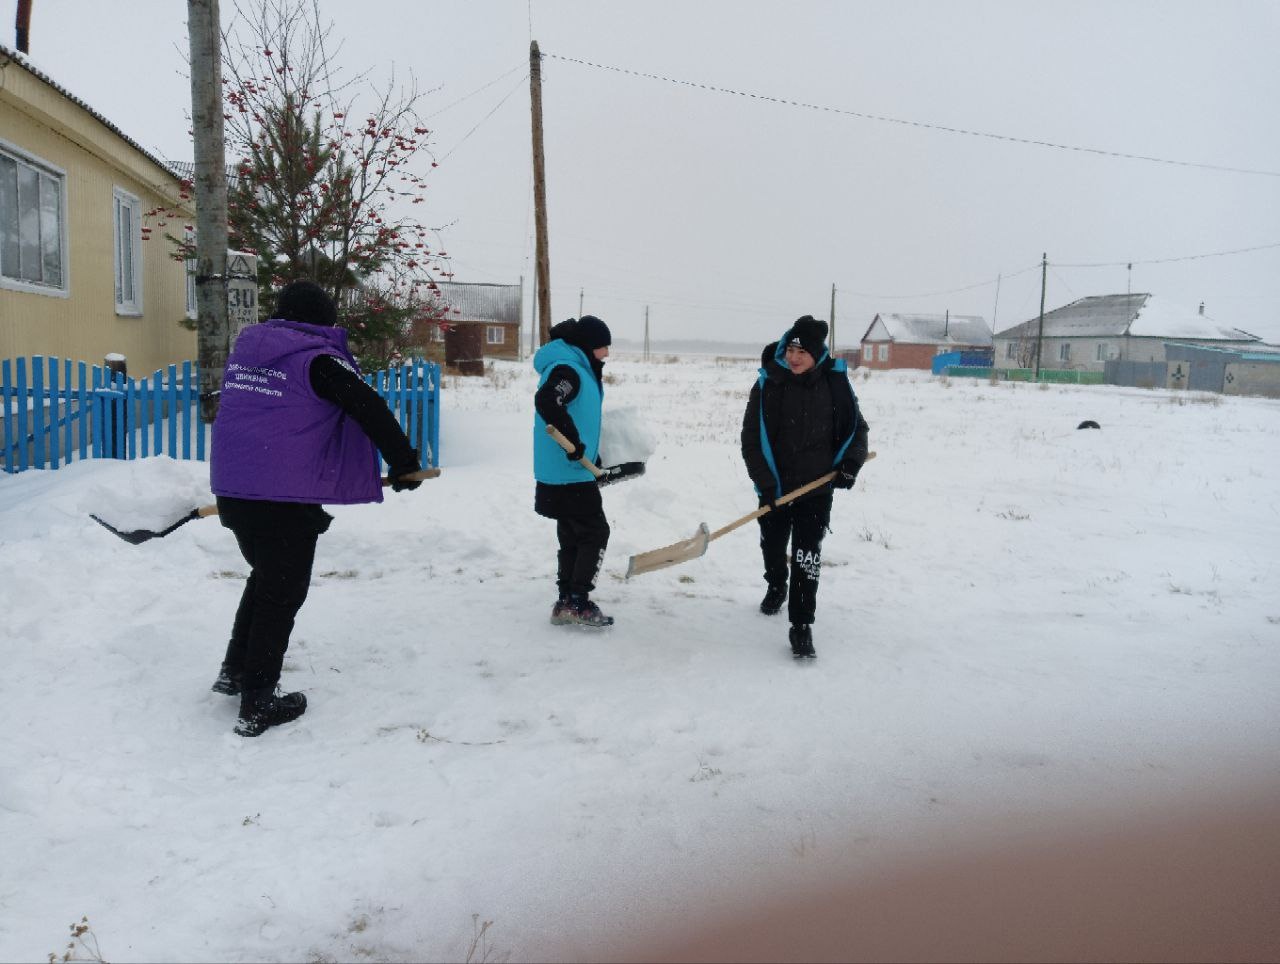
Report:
741,343,869,501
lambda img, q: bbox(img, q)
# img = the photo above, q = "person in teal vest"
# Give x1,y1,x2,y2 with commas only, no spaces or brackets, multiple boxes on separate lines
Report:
533,316,614,627
741,316,870,659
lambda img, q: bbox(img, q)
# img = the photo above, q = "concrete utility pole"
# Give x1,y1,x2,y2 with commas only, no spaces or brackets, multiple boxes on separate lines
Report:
1033,252,1048,380
188,0,230,422
529,40,552,345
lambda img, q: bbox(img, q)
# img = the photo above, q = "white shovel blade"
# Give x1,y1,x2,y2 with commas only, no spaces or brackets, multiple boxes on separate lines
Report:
625,523,711,578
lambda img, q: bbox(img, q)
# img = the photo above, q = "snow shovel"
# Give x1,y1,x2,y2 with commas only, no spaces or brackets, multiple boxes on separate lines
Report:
90,467,442,545
625,453,877,578
545,425,646,487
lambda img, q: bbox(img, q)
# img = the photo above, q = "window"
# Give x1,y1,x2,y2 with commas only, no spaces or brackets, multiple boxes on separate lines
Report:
486,325,505,345
113,187,143,314
0,143,66,292
1006,342,1018,360
1058,342,1071,362
878,344,889,362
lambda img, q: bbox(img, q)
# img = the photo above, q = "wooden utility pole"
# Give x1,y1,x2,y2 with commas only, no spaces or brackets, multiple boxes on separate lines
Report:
643,305,650,361
188,0,230,422
991,272,1002,334
1033,252,1048,380
829,283,836,353
529,41,551,345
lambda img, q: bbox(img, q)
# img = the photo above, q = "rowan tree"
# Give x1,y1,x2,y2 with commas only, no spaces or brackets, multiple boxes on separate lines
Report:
163,0,453,370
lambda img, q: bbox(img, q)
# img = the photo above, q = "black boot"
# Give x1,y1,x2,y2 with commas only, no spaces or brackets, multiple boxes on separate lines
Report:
788,624,815,659
553,592,614,627
234,687,307,737
211,662,242,696
759,583,787,615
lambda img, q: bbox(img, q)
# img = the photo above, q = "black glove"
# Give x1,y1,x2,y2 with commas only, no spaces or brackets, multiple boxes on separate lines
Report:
833,459,860,490
758,494,778,511
565,440,586,462
388,450,422,492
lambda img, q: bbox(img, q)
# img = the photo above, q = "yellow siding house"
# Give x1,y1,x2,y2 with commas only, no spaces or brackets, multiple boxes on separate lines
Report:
1,45,195,375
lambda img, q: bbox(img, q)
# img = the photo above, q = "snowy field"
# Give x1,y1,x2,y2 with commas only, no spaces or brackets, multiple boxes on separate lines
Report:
2,357,1278,962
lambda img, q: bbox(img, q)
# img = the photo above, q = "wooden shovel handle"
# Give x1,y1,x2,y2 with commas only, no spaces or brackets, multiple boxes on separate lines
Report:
545,424,605,479
709,451,877,543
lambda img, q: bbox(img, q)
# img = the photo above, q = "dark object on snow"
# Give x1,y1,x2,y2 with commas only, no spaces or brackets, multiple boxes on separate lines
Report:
1078,420,1101,430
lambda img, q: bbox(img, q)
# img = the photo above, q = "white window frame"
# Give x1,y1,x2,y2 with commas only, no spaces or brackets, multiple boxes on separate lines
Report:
1006,342,1017,360
0,139,69,296
1058,342,1071,362
113,187,143,316
486,324,504,345
877,343,889,362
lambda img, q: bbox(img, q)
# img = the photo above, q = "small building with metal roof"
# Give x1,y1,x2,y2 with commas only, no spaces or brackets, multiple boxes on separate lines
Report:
859,312,992,370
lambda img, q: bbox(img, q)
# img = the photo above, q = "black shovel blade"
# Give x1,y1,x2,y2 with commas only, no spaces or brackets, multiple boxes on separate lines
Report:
596,461,646,487
91,508,201,545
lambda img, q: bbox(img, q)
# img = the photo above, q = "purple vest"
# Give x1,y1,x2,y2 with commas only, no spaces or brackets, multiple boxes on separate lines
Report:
210,319,382,504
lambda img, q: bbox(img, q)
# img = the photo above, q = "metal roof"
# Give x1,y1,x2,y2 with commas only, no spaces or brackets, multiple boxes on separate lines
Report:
1,44,180,184
995,293,1258,342
870,313,992,346
434,281,522,324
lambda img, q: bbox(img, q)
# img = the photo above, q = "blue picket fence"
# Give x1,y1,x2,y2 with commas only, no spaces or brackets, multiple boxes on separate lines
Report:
1,355,441,475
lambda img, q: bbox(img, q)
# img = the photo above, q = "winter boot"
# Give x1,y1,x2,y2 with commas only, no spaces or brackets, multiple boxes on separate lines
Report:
553,592,614,628
759,583,787,616
234,687,307,737
549,594,572,625
211,662,242,696
788,624,816,659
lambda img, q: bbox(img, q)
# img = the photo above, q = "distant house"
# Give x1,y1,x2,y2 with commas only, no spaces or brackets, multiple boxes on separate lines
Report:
993,293,1260,373
858,313,992,370
422,281,524,361
0,45,195,375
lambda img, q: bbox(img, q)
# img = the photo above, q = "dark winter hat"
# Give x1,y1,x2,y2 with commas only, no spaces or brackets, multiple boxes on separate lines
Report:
784,315,828,360
275,280,338,327
569,315,612,350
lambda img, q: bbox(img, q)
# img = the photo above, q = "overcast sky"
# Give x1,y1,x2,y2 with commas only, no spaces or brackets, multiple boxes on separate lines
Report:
16,0,1280,346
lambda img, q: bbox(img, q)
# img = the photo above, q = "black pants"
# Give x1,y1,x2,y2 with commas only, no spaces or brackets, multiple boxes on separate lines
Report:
556,511,610,596
218,498,330,692
757,490,833,626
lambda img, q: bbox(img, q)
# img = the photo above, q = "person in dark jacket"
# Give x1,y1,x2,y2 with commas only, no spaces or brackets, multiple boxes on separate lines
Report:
741,315,869,658
532,316,614,628
209,280,423,736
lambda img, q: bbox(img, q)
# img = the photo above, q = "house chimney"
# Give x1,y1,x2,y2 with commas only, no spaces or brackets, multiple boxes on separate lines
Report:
16,0,32,53
1198,302,1205,315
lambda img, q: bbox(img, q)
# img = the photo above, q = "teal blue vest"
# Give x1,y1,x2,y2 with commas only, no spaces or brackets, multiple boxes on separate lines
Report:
533,340,603,484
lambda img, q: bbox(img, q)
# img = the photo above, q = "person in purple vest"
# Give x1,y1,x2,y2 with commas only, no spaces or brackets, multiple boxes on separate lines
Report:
209,280,422,737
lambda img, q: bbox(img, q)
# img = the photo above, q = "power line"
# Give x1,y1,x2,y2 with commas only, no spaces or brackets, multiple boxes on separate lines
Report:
1054,240,1280,268
436,73,528,163
426,63,526,119
545,52,1280,178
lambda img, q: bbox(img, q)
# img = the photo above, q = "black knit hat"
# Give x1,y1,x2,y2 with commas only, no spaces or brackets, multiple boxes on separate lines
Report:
784,315,828,360
568,315,611,350
275,280,338,327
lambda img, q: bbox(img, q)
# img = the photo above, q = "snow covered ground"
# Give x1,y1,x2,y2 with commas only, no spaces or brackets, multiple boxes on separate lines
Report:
2,357,1278,962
